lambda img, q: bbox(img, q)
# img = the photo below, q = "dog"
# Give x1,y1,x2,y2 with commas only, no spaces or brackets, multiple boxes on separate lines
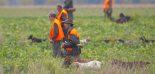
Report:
80,38,91,45
111,59,150,69
115,13,131,24
103,39,124,44
28,35,46,43
103,38,138,46
73,60,101,70
139,36,155,43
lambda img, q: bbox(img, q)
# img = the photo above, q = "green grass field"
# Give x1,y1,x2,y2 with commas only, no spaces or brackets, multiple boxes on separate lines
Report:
0,6,155,74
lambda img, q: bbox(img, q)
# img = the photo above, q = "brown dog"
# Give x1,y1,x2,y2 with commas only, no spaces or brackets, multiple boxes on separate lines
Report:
28,35,46,43
111,59,150,69
139,36,155,43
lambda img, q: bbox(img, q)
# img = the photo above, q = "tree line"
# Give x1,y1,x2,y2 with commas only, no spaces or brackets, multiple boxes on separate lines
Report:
0,0,155,6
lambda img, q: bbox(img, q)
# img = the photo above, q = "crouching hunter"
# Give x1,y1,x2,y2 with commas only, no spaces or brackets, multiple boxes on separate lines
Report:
61,19,82,67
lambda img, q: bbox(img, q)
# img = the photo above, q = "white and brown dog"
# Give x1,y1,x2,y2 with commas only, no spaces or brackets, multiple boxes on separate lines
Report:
80,37,91,45
73,60,102,70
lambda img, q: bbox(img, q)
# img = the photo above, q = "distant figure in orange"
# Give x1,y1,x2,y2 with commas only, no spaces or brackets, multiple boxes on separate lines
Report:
103,0,113,20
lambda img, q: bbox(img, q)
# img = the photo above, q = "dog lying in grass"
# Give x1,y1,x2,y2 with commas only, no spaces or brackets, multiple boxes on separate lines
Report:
103,36,155,45
103,38,126,44
28,35,46,43
139,36,155,44
73,60,101,70
111,59,150,70
115,13,131,24
103,38,139,46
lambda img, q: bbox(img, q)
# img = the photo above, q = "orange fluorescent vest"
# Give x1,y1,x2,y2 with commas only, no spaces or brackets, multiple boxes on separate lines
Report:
103,0,111,11
57,9,68,22
68,28,80,40
49,19,64,41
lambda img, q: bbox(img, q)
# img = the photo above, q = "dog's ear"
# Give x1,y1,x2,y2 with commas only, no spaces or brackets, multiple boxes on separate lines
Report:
30,35,33,37
28,35,33,39
139,36,146,41
30,35,33,38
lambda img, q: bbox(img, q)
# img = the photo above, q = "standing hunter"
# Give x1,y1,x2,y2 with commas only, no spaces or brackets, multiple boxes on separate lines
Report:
49,12,64,57
56,5,68,23
63,0,76,23
103,0,113,20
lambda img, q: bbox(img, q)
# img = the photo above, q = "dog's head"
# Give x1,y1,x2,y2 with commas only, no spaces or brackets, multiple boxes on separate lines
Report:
145,62,151,65
28,35,33,40
93,61,102,66
139,36,146,41
86,38,91,42
126,16,131,21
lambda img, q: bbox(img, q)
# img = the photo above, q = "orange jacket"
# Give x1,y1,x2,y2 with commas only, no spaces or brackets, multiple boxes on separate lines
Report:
57,9,68,22
103,0,112,11
49,19,64,41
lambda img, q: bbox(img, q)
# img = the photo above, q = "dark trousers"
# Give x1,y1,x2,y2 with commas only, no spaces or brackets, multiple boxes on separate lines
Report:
104,8,113,20
52,41,63,57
